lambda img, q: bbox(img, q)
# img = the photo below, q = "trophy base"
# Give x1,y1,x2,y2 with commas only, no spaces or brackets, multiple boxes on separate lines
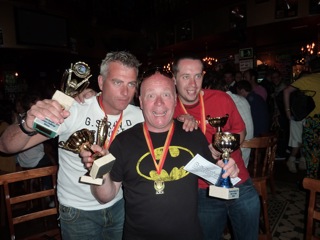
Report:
79,154,116,186
51,90,75,111
33,90,75,138
209,185,239,200
79,175,104,185
90,154,116,179
33,117,60,138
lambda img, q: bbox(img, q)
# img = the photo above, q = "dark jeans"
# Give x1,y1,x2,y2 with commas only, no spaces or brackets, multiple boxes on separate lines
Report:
59,198,124,240
198,178,260,240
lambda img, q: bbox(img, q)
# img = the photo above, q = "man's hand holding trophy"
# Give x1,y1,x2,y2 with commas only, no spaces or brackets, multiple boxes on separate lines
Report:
207,114,240,200
31,61,115,185
59,116,116,185
33,62,92,138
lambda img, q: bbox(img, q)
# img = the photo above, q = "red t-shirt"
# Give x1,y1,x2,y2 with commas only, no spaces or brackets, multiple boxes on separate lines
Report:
174,89,250,188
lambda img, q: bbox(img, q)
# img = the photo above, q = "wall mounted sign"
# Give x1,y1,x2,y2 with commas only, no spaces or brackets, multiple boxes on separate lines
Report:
239,48,253,59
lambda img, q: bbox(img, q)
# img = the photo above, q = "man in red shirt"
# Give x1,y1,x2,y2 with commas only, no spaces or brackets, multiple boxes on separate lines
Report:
172,54,260,240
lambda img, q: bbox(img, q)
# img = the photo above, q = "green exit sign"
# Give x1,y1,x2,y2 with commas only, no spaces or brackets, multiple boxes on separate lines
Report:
239,48,253,59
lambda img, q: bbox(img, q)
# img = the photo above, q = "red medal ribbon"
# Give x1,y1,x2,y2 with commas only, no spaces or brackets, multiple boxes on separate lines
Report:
143,122,175,174
98,95,123,149
178,92,206,134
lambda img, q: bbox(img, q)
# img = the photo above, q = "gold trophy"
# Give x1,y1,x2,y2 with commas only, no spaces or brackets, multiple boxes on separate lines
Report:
33,62,92,138
58,128,96,154
207,114,240,199
206,114,229,135
59,117,116,185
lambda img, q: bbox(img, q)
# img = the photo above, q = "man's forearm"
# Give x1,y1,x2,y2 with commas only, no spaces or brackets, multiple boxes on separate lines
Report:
0,123,47,153
91,173,120,204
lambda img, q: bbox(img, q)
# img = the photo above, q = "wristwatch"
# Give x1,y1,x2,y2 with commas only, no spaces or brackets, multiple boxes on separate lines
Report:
18,112,38,136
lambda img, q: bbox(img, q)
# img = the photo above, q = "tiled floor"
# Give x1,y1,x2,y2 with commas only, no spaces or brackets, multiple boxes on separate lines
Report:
271,180,306,239
222,159,309,240
271,159,309,240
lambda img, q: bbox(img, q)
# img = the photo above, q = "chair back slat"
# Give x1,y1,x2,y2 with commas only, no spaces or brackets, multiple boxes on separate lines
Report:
13,208,58,225
0,166,57,183
10,189,55,204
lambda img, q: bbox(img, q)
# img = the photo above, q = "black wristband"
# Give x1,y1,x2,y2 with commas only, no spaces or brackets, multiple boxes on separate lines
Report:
18,112,38,136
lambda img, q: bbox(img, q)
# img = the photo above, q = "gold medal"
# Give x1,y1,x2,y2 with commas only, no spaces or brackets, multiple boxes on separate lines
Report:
154,178,165,194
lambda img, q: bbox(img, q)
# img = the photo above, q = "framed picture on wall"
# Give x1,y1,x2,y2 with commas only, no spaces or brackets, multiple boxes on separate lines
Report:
275,0,298,19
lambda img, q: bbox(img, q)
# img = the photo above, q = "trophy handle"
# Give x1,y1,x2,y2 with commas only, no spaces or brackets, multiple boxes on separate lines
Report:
82,144,95,155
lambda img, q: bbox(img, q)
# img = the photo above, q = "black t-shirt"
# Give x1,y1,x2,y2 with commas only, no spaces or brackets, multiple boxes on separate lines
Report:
110,120,213,240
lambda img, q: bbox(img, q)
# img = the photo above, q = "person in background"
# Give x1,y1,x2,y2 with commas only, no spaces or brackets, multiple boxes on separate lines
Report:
236,80,270,137
260,69,274,105
284,115,306,173
260,69,276,130
223,69,237,94
283,77,306,174
283,57,320,178
80,69,239,240
0,51,144,240
235,70,243,82
271,69,289,159
202,69,222,89
243,68,268,101
172,54,260,240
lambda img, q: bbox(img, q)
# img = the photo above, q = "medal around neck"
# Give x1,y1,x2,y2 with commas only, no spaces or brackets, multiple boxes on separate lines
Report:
33,62,92,138
207,114,239,200
154,177,165,194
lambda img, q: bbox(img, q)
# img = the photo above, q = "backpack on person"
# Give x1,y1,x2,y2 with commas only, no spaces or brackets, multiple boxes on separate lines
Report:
290,89,316,121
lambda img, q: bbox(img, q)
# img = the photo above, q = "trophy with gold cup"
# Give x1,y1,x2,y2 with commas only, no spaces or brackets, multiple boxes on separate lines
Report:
59,116,116,185
206,114,229,133
206,114,240,199
33,62,92,138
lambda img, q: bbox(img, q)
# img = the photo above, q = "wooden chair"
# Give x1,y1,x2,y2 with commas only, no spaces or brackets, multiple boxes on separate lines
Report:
0,165,61,240
240,133,278,195
252,177,272,240
302,177,320,240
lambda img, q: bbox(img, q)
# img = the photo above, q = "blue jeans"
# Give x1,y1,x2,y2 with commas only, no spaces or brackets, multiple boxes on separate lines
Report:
59,198,124,240
198,179,260,240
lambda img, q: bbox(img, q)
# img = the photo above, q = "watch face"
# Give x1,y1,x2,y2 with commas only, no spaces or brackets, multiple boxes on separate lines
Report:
19,112,27,122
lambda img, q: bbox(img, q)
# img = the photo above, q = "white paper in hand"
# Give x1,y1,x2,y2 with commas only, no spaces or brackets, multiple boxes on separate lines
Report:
184,154,241,185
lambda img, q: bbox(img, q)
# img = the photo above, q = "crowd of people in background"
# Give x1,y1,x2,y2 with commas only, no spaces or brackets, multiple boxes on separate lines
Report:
202,59,320,177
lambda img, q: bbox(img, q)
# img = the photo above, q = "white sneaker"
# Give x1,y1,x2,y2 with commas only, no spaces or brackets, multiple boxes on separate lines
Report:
299,157,307,170
287,160,297,173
